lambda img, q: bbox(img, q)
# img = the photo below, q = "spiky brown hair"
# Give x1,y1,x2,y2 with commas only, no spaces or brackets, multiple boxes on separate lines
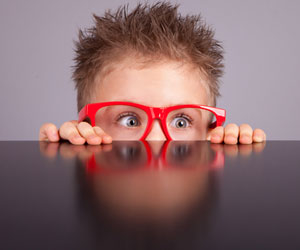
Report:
73,1,224,112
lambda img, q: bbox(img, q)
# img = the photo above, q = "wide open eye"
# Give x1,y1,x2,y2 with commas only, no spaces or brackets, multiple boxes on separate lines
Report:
95,105,148,140
117,113,141,127
170,116,192,129
167,108,211,140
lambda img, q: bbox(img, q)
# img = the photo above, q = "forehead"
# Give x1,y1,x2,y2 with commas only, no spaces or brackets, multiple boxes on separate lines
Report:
93,59,210,107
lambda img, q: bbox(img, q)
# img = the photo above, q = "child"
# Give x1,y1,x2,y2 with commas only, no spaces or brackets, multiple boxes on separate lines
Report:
39,2,266,145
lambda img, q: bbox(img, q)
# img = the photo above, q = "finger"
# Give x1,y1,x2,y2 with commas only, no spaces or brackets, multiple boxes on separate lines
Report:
253,128,266,143
93,126,113,144
69,120,79,126
77,122,102,145
209,126,225,144
224,123,239,144
239,124,253,144
59,121,86,145
39,123,60,142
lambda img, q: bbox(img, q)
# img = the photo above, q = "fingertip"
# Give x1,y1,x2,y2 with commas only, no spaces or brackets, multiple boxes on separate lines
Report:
210,135,223,144
240,123,253,130
239,135,253,144
225,123,239,130
49,131,60,142
209,126,224,143
224,135,238,145
40,123,58,141
87,135,102,145
253,136,263,143
70,135,86,145
45,126,60,142
102,135,112,144
253,129,266,143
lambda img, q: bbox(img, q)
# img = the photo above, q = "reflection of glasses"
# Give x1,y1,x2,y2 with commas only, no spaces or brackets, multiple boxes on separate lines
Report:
86,141,224,174
79,102,226,140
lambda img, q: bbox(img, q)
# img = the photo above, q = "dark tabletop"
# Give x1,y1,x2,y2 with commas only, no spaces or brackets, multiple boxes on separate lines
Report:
0,141,300,250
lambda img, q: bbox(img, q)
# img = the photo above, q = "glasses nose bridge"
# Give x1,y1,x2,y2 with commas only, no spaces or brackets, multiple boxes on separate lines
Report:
150,107,165,120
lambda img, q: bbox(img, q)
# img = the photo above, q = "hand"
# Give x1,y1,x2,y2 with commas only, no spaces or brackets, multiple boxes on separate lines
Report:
39,121,112,145
207,123,266,144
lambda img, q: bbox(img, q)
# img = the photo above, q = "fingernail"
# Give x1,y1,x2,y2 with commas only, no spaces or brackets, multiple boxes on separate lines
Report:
103,135,112,142
49,131,58,140
88,135,99,140
253,136,263,142
74,135,83,140
51,131,58,138
211,135,221,141
52,135,59,141
226,135,237,144
241,135,251,141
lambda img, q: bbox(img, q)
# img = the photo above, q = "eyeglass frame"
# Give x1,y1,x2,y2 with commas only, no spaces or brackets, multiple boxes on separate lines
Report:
78,101,226,141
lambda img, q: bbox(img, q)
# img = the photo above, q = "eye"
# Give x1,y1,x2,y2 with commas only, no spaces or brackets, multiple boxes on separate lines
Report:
117,113,141,127
170,115,192,129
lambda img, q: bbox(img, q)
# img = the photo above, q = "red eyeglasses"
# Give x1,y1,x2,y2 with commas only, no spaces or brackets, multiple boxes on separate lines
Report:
78,101,226,141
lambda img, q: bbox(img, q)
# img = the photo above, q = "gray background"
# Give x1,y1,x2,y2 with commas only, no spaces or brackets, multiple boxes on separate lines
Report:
0,0,299,140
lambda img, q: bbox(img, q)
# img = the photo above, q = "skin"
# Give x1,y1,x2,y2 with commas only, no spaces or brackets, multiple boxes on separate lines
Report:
39,59,266,145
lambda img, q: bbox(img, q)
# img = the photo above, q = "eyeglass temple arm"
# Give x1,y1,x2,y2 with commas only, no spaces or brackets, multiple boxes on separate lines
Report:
209,113,226,129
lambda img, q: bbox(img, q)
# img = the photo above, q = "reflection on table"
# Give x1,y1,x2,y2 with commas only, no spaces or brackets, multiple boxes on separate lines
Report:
37,141,266,249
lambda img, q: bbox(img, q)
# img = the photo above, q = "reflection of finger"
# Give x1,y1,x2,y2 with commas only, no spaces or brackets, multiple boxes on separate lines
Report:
85,144,112,154
223,144,239,157
86,145,103,154
253,129,266,143
238,144,253,157
224,124,239,144
239,124,253,144
252,141,266,153
59,121,86,145
59,143,85,159
102,144,113,152
78,150,94,163
39,141,49,154
39,123,59,142
39,141,60,158
210,143,224,153
209,126,225,144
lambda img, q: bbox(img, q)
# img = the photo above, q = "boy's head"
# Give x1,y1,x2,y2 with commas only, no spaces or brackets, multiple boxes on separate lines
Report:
72,2,224,112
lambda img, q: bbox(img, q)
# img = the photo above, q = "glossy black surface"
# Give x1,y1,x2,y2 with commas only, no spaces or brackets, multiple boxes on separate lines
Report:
0,141,300,250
